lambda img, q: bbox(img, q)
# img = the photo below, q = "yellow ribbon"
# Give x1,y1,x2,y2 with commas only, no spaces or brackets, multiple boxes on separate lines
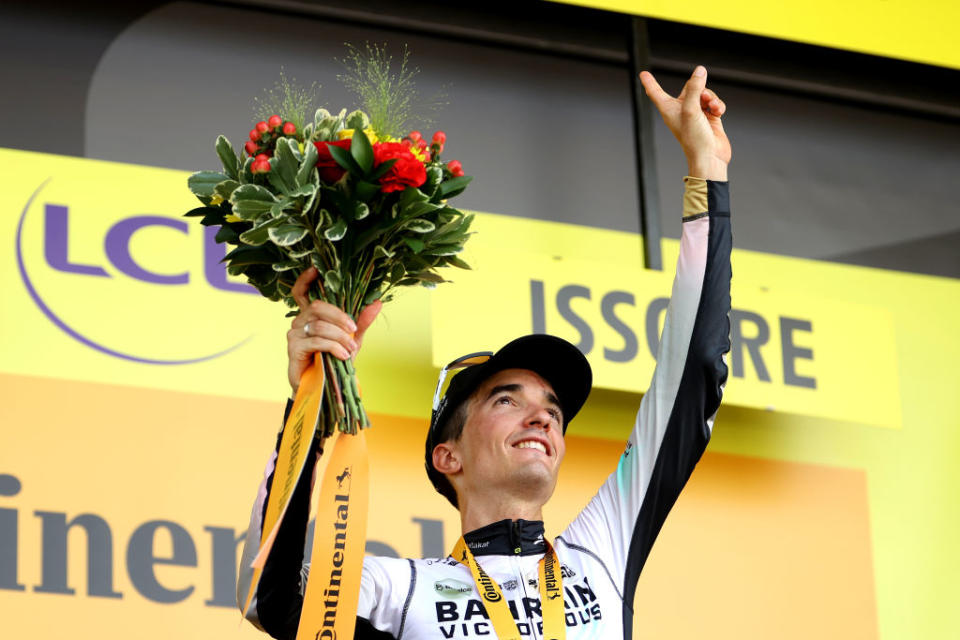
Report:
240,352,370,640
452,535,566,640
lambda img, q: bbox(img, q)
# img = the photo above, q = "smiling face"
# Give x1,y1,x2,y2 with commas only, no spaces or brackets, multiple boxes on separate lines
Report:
440,368,567,510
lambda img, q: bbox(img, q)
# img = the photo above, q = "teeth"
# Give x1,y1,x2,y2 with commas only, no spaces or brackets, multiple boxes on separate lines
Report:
515,441,547,454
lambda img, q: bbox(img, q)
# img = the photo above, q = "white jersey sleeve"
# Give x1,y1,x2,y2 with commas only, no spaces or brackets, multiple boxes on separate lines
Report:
558,177,732,617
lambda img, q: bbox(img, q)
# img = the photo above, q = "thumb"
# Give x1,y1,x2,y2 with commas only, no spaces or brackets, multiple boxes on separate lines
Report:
354,299,382,346
681,66,708,113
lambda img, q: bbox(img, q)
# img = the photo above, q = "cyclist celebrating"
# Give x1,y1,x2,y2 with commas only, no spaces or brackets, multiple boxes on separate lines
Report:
240,65,732,640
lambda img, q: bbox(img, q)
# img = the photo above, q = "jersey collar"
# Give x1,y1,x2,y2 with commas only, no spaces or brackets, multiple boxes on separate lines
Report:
462,519,546,556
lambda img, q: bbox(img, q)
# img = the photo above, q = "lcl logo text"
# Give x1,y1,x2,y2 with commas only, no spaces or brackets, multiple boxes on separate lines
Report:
42,203,253,293
16,181,254,363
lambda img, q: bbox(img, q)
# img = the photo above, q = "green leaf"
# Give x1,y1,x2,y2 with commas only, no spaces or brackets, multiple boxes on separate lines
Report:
188,171,228,202
231,199,274,220
223,244,278,267
398,187,429,209
354,180,380,202
231,183,279,203
403,218,436,233
324,269,342,292
184,206,216,217
439,175,473,197
368,158,397,180
373,245,394,259
324,218,348,241
363,288,382,306
403,201,440,219
273,137,300,192
296,142,319,186
216,136,239,180
215,179,240,202
286,246,314,259
239,157,254,184
354,202,370,220
446,255,472,269
272,259,300,272
350,128,374,174
238,217,282,246
417,270,446,283
388,263,405,283
423,244,463,256
402,237,425,253
215,226,240,244
345,110,369,130
200,210,225,226
268,224,309,247
328,144,363,175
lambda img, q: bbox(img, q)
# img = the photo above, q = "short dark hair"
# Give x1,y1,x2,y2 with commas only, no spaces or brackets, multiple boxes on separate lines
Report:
431,399,470,508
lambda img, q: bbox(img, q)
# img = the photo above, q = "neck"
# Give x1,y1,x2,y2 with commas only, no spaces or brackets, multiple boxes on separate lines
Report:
459,495,545,534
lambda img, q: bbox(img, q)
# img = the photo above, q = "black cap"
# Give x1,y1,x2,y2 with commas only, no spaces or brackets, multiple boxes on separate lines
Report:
425,334,593,507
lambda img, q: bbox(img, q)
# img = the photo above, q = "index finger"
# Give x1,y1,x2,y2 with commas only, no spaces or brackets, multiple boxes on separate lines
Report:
291,266,319,310
639,71,673,108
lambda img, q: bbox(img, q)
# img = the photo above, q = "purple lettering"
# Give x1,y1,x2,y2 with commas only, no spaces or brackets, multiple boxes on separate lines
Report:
105,216,189,284
44,204,109,277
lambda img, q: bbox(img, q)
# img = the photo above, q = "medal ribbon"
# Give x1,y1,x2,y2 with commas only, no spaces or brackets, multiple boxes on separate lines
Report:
452,536,566,640
240,352,370,640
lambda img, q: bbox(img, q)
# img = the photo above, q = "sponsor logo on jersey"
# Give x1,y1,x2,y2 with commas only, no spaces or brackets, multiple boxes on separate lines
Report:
434,579,473,598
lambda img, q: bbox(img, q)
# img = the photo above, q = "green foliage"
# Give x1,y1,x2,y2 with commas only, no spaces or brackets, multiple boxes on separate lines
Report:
252,69,319,132
337,42,445,138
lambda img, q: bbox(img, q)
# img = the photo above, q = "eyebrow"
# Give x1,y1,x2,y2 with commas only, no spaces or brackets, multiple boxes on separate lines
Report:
486,384,562,415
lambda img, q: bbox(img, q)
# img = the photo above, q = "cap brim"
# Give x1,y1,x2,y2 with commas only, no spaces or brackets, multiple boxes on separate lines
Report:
431,334,592,437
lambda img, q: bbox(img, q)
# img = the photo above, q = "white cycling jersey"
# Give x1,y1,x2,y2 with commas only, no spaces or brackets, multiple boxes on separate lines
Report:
239,177,732,640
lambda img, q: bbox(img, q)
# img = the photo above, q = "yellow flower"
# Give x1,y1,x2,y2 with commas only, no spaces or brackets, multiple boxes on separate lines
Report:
225,213,242,223
338,127,379,144
210,193,224,206
337,128,401,145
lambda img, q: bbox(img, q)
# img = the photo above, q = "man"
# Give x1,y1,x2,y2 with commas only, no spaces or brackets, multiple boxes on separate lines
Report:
239,65,732,639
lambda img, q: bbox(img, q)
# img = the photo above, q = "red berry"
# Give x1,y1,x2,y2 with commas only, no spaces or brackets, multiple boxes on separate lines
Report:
422,151,432,163
417,139,427,150
282,121,296,135
244,140,259,155
249,129,260,141
448,160,464,177
408,130,422,143
432,131,446,145
255,153,269,162
255,121,269,134
251,159,271,174
268,115,283,129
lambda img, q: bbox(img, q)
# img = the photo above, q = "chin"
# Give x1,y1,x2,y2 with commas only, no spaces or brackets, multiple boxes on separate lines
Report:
510,466,557,501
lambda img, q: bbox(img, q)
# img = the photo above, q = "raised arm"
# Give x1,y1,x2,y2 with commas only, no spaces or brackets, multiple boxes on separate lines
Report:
559,66,732,604
237,268,379,638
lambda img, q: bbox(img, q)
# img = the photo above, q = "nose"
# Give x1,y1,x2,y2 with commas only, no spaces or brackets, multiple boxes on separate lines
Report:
524,406,555,431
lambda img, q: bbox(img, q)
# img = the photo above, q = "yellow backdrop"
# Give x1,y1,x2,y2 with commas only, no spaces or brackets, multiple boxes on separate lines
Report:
2,148,958,638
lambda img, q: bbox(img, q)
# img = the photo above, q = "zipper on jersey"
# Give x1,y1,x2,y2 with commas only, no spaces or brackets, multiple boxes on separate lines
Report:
512,549,542,640
511,520,522,554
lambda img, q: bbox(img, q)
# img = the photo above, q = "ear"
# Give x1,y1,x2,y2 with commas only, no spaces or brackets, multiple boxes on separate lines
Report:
432,442,461,475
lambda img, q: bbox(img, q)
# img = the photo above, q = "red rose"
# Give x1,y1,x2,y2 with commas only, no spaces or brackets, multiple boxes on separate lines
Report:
313,139,353,184
373,142,427,193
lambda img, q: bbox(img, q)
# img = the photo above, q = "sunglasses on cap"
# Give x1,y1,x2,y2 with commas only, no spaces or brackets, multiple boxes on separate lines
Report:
431,351,493,412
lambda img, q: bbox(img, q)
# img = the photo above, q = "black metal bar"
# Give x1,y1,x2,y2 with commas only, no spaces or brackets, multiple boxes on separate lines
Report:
628,17,662,270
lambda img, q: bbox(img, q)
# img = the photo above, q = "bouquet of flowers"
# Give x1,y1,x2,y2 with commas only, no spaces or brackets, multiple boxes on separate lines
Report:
184,47,473,436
